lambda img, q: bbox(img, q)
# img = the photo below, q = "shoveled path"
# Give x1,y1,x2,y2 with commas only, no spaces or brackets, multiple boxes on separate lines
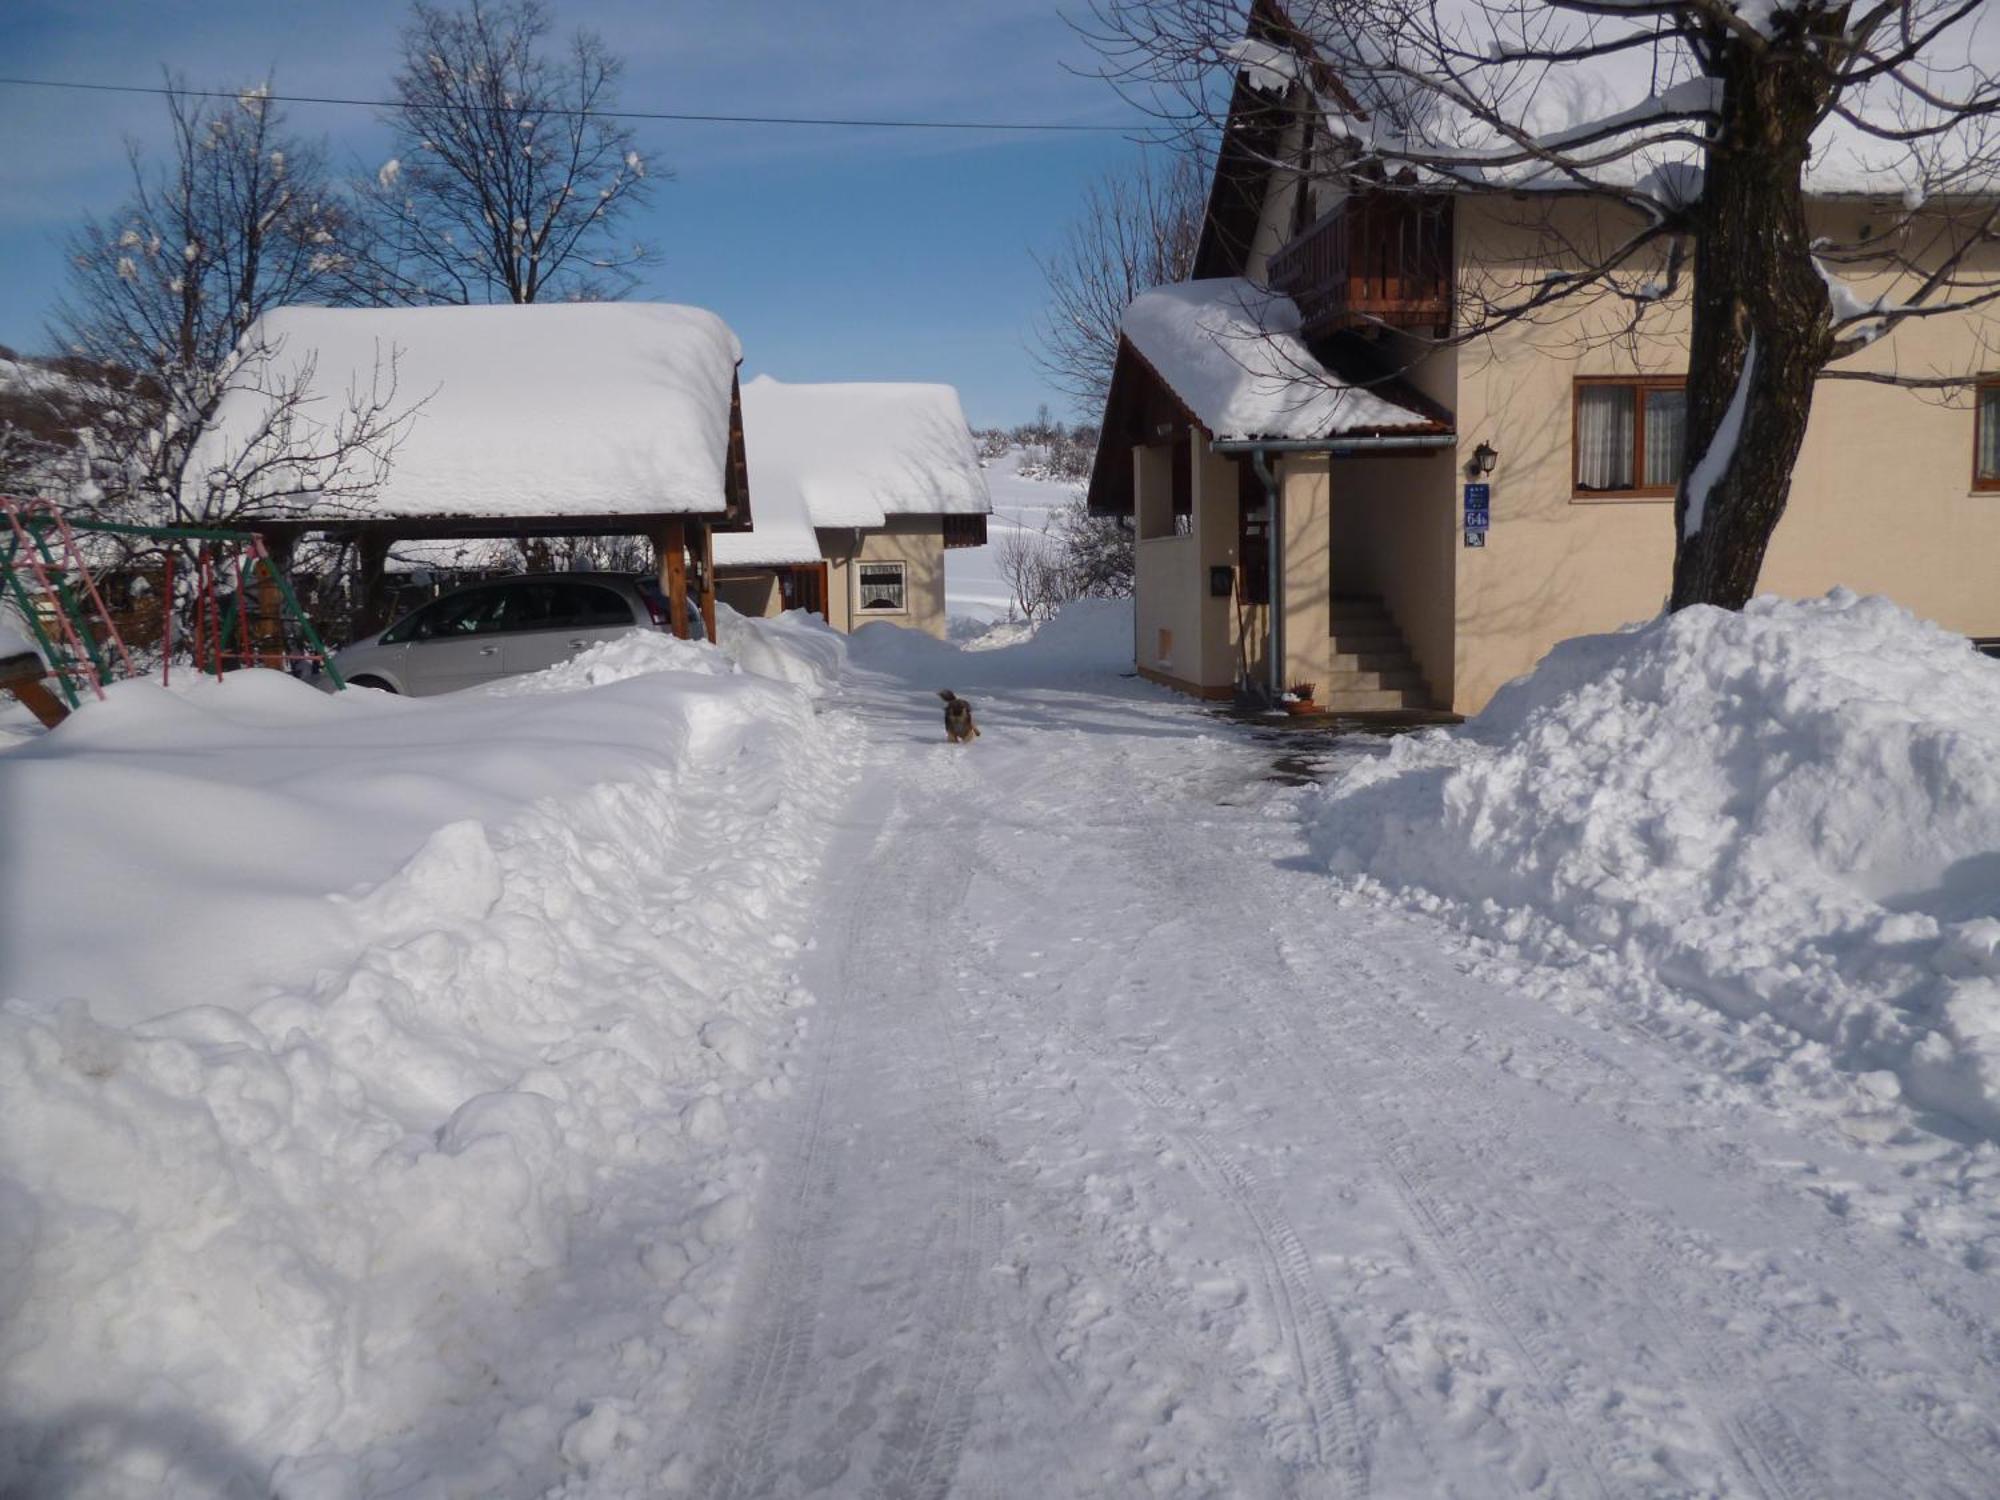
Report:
690,632,2000,1499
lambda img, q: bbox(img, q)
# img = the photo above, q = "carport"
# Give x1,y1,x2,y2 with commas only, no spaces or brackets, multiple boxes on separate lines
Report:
188,301,756,641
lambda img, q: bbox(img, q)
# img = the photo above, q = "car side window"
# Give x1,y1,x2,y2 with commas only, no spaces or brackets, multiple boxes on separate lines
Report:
552,580,628,628
427,586,511,637
567,583,633,627
380,602,435,645
501,581,568,633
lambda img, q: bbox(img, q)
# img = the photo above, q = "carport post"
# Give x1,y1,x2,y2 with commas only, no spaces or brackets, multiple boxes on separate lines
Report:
694,521,717,642
654,521,691,640
356,531,392,637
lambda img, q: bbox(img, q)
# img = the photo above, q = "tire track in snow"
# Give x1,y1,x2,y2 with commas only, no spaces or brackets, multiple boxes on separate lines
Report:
1049,1017,1372,1499
1076,815,1616,1500
1258,922,1815,1500
701,754,1007,1500
1110,795,1830,1497
1349,917,2000,1449
699,783,888,1500
1261,917,1994,1499
863,795,1002,1500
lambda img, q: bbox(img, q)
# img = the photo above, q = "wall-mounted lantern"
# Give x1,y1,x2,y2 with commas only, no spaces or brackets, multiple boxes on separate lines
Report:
1467,441,1499,478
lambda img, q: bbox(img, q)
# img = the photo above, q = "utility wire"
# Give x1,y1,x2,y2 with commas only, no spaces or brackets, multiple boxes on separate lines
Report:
0,75,1139,133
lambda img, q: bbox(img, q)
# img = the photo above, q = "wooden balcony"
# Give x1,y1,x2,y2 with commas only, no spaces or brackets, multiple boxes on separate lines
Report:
1268,194,1452,338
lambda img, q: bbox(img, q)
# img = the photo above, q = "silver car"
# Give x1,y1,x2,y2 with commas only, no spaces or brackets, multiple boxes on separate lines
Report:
328,572,674,695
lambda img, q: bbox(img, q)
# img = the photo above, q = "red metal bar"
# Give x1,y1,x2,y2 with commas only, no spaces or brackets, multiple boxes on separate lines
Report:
41,502,135,683
231,551,251,669
161,549,175,686
2,499,105,700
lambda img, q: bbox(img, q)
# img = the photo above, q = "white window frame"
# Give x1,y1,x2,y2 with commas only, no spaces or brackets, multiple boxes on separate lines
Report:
854,559,908,616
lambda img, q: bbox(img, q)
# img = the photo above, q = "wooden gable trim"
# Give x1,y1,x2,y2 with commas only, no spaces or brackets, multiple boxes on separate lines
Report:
719,371,754,530
1087,338,1209,516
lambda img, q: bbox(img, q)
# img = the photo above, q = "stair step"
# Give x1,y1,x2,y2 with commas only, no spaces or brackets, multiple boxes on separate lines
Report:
1327,650,1412,673
1330,631,1408,654
1328,596,1391,621
1323,667,1425,692
1318,686,1432,712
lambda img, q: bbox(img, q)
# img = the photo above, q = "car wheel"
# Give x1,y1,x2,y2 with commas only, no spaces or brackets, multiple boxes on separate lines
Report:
347,675,398,693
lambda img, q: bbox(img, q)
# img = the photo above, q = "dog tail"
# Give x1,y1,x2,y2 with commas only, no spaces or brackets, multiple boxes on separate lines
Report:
938,689,958,704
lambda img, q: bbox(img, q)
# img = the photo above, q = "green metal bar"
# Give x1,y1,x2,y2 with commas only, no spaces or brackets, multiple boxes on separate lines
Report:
25,524,112,682
215,576,241,671
1,567,81,709
254,551,346,690
10,513,343,690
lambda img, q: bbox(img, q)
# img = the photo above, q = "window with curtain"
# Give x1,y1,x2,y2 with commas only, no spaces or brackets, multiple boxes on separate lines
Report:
856,561,907,613
1978,384,2000,488
1574,379,1687,495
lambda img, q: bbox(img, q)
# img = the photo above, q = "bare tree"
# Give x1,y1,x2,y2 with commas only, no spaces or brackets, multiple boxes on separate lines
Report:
1076,0,2000,609
1035,149,1207,410
997,495,1136,622
48,78,401,528
997,521,1070,623
351,0,661,305
1050,493,1136,597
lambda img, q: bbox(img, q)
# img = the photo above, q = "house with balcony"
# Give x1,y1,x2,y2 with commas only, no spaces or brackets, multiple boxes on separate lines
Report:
1089,1,2000,714
714,376,990,638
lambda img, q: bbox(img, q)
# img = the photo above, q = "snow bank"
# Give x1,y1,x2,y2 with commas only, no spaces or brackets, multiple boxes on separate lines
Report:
714,603,845,698
846,597,1134,686
0,628,856,1495
480,627,730,695
1309,591,2000,1137
1028,597,1136,670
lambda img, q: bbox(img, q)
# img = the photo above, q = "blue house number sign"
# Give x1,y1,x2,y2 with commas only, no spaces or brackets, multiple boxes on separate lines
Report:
1463,482,1490,548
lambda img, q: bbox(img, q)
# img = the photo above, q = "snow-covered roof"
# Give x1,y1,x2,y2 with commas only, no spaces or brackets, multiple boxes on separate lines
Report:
1120,279,1445,441
186,302,744,522
713,376,990,568
1242,0,2000,203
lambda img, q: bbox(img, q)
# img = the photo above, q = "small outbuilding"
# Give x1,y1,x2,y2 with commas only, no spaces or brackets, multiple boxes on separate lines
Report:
713,376,991,638
188,301,752,639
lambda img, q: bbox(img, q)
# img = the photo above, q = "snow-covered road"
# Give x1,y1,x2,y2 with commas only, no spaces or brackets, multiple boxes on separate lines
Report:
691,628,2000,1499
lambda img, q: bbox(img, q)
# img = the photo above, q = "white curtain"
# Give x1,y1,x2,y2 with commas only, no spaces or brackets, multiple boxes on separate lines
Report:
1981,387,2000,481
1643,387,1688,489
857,563,904,611
1576,386,1635,490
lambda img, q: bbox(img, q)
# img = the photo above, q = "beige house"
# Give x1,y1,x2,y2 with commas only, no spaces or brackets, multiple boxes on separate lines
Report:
715,376,991,638
1089,8,2000,715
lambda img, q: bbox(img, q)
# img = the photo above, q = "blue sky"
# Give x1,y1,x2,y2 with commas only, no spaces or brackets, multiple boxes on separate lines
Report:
0,0,1166,425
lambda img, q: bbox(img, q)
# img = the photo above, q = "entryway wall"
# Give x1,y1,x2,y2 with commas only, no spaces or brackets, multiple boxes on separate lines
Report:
1324,450,1458,708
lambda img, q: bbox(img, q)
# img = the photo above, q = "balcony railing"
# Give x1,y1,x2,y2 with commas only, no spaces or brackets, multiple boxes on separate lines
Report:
1268,194,1452,337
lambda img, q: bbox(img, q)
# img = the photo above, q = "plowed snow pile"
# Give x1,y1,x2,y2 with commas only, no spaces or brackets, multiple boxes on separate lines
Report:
1310,590,2000,1137
0,613,854,1497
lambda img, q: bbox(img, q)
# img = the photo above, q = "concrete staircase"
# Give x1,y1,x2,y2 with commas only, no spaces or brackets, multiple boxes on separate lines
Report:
1319,596,1432,711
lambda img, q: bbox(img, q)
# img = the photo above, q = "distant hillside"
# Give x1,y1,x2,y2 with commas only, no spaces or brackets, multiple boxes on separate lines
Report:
0,346,137,499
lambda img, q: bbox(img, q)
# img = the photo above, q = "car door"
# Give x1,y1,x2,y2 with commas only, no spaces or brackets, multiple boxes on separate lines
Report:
501,580,638,677
498,580,581,677
402,583,514,694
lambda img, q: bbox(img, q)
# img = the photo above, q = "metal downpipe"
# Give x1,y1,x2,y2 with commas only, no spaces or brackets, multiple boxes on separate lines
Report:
1250,447,1282,705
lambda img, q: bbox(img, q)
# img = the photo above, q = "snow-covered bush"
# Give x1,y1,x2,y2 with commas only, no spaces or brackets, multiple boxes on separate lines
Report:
1309,591,2000,1137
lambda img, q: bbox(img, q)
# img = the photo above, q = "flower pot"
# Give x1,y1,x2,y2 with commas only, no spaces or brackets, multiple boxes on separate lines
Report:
1281,699,1318,717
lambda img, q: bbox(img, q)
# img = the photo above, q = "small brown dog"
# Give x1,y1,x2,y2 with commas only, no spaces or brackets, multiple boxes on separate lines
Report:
938,690,980,744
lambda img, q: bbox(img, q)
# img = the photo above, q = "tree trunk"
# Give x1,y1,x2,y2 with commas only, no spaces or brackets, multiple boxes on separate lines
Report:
1669,29,1841,611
